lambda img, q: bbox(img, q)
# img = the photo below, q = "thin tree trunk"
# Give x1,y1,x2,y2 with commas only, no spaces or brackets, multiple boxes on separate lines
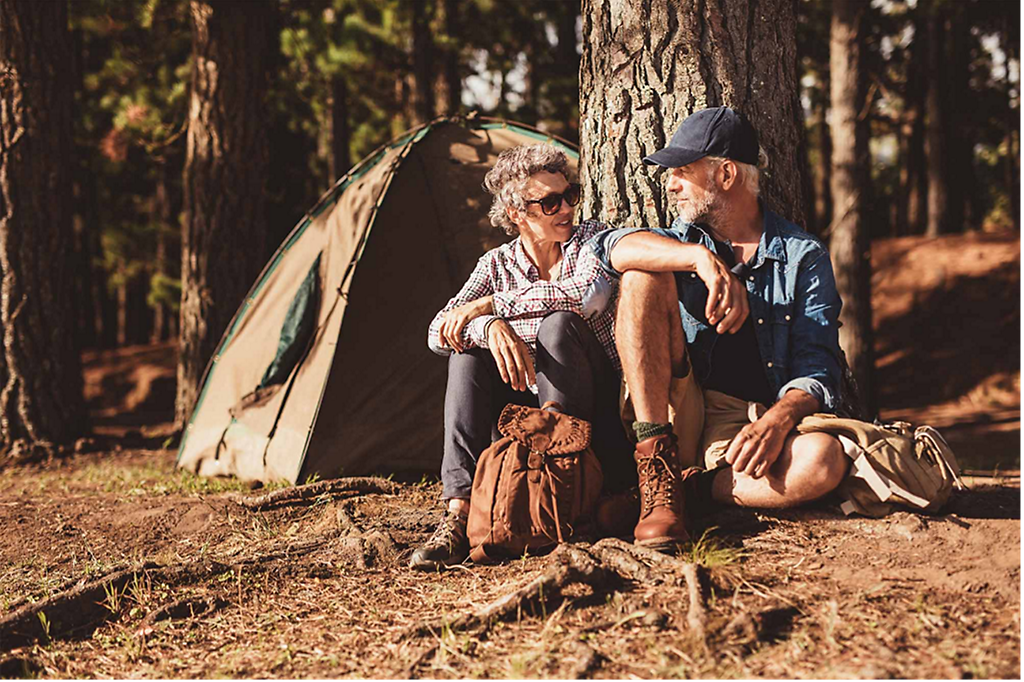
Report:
330,75,351,180
944,3,971,232
579,0,807,229
177,0,271,428
152,161,170,343
410,0,434,124
0,0,85,447
1004,16,1019,232
116,267,127,347
811,93,832,233
437,0,461,115
829,0,873,416
923,1,947,237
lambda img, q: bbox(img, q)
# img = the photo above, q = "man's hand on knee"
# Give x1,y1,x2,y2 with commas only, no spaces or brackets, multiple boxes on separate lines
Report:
724,413,791,478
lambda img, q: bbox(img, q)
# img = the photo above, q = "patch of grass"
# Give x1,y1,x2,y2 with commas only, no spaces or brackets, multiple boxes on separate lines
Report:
680,527,745,568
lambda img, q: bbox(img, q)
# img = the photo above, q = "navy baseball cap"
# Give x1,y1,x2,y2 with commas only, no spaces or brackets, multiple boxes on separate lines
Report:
643,106,759,168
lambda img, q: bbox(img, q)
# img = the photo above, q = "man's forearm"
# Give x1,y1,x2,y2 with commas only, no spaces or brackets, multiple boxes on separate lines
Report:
609,232,709,273
763,388,821,432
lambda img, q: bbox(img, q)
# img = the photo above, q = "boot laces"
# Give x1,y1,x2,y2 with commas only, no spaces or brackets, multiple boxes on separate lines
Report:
638,452,679,512
427,511,466,551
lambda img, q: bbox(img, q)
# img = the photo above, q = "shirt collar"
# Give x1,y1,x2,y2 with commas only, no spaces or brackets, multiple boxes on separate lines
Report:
756,208,787,266
671,206,787,268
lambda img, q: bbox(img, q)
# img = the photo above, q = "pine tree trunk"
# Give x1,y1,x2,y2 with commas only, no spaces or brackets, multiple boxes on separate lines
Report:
579,0,807,228
829,0,873,416
923,1,947,237
1004,18,1019,233
0,0,85,448
151,164,169,343
944,3,971,232
410,0,435,124
177,0,271,428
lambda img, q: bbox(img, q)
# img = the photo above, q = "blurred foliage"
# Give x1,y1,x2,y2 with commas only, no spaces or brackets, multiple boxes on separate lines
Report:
69,0,1016,348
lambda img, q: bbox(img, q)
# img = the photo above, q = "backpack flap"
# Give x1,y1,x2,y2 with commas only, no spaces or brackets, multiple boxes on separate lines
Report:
496,403,592,454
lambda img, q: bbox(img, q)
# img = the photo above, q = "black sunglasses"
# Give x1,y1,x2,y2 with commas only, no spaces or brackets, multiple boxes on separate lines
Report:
524,183,582,216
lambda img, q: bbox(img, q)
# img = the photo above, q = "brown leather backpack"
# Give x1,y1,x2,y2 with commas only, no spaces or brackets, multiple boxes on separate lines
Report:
467,402,603,563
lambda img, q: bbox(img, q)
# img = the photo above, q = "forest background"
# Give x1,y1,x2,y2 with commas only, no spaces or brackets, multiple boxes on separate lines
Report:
0,0,1019,457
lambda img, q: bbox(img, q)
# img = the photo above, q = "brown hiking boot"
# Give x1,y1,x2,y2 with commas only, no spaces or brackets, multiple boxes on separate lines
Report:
409,510,469,571
633,434,691,550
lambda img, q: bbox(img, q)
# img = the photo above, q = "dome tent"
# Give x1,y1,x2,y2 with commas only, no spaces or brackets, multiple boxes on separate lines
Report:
177,116,580,483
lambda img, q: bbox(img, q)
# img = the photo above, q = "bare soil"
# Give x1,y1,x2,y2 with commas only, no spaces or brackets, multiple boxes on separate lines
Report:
0,232,1019,679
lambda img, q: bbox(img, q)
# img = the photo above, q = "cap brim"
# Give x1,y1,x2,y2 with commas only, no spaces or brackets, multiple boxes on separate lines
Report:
642,147,707,168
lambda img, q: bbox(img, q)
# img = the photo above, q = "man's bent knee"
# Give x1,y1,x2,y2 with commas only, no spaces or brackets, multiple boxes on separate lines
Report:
620,269,675,296
788,433,848,499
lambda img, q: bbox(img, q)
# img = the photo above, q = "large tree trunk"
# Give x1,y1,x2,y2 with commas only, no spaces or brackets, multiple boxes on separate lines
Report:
829,0,873,416
944,2,972,232
579,0,807,229
923,1,947,237
177,0,271,428
0,0,85,448
1004,16,1019,233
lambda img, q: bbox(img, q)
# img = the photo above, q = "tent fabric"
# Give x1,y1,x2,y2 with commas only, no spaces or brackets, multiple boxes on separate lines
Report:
260,253,322,389
177,118,580,483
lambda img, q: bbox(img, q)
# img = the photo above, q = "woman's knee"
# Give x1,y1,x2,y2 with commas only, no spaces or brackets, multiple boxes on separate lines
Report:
536,311,587,355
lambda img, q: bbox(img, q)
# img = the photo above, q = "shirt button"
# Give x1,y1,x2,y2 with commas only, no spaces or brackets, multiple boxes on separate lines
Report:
748,275,754,282
767,361,773,368
758,318,764,324
785,315,791,321
690,273,697,278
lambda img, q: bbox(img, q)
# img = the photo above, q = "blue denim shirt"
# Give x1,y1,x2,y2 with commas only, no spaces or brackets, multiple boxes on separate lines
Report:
589,210,843,412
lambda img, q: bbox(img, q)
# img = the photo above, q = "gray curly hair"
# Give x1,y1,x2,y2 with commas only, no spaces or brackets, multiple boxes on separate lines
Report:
483,143,571,235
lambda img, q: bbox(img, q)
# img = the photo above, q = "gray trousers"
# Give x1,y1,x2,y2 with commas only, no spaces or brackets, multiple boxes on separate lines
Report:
441,311,636,499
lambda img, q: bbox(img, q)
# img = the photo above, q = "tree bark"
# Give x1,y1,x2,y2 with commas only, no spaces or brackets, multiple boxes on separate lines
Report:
902,4,926,235
0,0,85,447
923,0,947,237
579,0,807,229
829,0,873,416
177,0,271,428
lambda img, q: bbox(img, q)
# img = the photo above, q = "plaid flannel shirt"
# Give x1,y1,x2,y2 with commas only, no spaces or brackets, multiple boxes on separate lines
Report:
427,220,620,390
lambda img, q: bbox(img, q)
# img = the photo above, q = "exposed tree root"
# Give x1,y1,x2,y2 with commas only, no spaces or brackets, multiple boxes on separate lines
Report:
0,537,330,651
0,563,161,650
681,562,707,645
234,477,400,510
139,596,227,629
406,544,613,641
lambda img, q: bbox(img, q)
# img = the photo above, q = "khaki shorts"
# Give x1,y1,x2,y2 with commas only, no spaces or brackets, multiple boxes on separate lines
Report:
620,366,769,470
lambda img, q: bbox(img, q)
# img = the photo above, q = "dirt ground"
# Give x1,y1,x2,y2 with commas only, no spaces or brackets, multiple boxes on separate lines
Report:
0,232,1019,679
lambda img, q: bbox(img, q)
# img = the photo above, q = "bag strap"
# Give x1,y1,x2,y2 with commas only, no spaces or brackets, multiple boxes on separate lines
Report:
545,459,566,545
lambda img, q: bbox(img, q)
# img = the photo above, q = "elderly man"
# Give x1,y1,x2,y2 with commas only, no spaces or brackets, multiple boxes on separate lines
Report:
592,107,850,549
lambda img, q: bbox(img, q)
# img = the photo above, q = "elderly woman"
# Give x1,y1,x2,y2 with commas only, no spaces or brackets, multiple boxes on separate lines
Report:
410,144,634,570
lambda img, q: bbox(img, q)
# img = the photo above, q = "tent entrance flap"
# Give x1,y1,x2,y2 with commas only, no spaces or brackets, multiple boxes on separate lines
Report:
260,253,322,388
